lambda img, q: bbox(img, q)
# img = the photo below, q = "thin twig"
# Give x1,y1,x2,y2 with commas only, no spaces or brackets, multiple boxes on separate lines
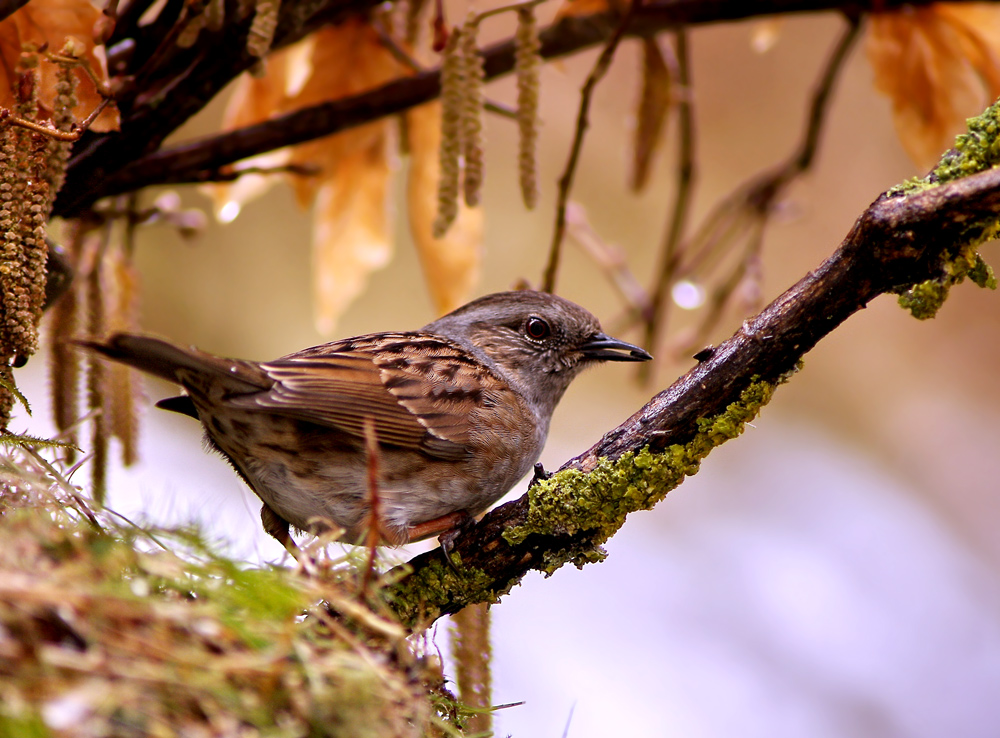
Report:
541,0,642,293
792,12,862,173
640,15,860,363
640,29,693,380
19,444,103,532
361,418,381,594
0,96,112,142
474,0,548,25
63,0,932,214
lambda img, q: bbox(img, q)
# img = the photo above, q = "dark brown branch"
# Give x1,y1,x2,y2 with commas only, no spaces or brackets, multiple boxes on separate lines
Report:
386,165,1000,626
54,0,388,218
541,0,640,293
0,0,30,23
53,0,975,216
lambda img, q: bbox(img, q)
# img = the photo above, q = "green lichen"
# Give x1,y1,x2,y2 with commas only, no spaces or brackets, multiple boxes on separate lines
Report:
887,100,1000,318
897,242,997,319
933,99,1000,185
898,279,950,320
502,378,777,571
385,555,496,628
969,254,998,290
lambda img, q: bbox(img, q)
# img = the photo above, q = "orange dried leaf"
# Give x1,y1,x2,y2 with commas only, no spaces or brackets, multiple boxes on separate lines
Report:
208,20,411,327
312,131,392,334
631,38,671,192
0,0,119,131
407,102,482,315
555,0,611,21
867,4,1000,169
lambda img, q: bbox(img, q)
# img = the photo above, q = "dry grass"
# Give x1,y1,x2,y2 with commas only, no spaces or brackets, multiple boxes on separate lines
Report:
0,446,466,737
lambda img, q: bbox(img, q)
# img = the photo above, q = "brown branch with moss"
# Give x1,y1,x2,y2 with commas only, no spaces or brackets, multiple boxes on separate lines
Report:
382,102,1000,629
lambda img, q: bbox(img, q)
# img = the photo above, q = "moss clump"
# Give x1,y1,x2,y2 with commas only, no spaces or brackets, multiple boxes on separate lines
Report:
0,447,459,738
502,378,777,572
898,279,951,320
385,555,497,630
897,249,997,320
933,99,1000,185
883,100,1000,318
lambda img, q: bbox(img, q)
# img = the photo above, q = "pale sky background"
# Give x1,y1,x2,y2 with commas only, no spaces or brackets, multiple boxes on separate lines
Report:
12,9,1000,737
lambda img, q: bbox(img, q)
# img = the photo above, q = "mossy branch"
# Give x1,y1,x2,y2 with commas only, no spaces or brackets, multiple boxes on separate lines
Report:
384,101,1000,629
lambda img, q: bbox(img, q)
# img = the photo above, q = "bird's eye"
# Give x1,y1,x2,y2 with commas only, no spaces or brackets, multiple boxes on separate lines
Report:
524,316,551,340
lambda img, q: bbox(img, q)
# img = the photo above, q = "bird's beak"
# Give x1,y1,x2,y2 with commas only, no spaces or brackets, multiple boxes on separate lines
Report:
579,333,653,362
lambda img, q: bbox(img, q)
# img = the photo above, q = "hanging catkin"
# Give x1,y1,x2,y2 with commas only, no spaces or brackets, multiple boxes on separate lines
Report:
460,15,484,207
433,27,465,237
515,7,541,209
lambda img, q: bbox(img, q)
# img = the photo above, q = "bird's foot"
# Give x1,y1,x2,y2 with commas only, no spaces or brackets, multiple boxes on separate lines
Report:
430,512,477,573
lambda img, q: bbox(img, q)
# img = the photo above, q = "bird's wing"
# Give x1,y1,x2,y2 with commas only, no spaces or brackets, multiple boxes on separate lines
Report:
233,333,507,460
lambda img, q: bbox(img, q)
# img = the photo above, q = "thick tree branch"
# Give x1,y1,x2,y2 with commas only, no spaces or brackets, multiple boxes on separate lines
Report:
53,0,386,218
53,0,984,215
385,161,1000,627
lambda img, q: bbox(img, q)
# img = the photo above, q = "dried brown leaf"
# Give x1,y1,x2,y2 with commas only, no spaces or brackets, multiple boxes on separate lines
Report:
0,0,119,131
407,102,482,315
867,4,1000,169
554,0,610,21
631,37,671,192
210,20,410,330
312,131,392,334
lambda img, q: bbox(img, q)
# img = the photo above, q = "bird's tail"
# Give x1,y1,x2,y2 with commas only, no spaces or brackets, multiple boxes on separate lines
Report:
74,334,268,392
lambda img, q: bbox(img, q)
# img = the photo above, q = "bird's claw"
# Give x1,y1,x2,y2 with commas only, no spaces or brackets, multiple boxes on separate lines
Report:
439,513,477,573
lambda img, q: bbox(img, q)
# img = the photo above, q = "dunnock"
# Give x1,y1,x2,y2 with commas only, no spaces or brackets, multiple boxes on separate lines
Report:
80,291,651,549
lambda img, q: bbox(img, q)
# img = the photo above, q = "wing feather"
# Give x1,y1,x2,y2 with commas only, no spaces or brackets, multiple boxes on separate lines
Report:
226,332,508,461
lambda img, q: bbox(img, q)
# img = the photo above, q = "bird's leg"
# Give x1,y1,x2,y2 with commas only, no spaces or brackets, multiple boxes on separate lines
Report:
405,511,476,572
261,503,316,574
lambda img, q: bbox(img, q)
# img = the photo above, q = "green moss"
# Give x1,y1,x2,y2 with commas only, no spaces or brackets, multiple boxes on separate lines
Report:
969,254,998,290
898,279,950,320
897,242,997,319
386,555,497,627
886,100,1000,318
502,378,777,570
0,712,50,738
933,99,1000,185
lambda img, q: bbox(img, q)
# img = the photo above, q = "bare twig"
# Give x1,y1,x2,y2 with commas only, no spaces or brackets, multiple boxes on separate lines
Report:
0,97,111,142
642,15,860,368
56,0,929,216
640,29,693,379
361,418,381,594
541,0,642,294
566,202,651,314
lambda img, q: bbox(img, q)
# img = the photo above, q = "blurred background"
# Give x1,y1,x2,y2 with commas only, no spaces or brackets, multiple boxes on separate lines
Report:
15,8,1000,737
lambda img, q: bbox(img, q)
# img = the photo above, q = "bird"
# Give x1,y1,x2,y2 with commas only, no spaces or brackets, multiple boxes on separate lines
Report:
79,290,652,551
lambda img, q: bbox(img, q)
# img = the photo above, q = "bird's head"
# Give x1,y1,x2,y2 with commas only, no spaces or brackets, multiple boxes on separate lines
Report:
423,291,651,419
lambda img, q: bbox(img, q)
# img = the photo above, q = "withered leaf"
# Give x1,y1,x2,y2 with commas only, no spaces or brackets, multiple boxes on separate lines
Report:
867,4,1000,169
631,37,672,192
